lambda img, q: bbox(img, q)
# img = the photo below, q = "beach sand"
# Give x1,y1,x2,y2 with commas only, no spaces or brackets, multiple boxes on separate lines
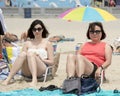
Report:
0,18,120,91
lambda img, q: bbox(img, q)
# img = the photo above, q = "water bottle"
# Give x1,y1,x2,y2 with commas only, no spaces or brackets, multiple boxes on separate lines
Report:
53,42,57,55
75,43,82,54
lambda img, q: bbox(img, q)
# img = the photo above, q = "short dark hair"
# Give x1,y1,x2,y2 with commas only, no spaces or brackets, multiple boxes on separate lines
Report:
27,19,49,39
86,22,106,40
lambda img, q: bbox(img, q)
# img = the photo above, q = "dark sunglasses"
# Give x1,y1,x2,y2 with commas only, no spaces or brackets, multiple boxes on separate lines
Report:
89,30,101,34
32,27,43,32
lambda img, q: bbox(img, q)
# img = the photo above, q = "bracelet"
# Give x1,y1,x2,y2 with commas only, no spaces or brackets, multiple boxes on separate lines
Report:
101,66,104,70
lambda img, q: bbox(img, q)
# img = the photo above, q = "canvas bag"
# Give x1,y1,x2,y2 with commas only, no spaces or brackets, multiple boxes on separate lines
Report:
81,74,100,94
62,77,81,94
62,75,100,95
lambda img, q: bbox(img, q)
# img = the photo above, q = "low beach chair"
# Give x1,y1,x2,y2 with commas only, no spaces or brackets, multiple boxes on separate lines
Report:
2,43,60,82
74,42,106,86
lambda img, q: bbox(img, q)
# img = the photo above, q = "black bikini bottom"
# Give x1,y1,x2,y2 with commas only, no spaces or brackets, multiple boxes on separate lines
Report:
89,62,98,78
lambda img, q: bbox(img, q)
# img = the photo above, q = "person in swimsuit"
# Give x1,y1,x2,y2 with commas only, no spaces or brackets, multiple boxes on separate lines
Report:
66,22,112,80
2,19,54,86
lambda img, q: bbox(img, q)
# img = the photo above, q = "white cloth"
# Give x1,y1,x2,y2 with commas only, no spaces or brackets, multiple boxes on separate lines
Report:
0,8,7,33
28,48,48,59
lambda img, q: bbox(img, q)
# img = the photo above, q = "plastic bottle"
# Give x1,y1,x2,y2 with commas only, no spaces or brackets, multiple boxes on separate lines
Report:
75,43,82,54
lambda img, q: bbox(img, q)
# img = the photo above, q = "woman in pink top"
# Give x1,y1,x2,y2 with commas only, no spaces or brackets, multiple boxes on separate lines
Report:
66,22,112,79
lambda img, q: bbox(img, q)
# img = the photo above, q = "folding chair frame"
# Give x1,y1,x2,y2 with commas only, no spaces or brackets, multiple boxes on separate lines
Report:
2,44,60,82
43,66,54,82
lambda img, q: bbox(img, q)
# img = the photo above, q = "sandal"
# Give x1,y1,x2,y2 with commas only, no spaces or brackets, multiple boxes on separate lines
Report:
39,85,59,91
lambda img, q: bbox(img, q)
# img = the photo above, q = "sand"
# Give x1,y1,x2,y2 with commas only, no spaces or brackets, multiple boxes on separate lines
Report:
0,17,120,92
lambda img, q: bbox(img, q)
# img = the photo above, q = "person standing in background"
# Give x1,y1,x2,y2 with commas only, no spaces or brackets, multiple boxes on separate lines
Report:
5,0,12,7
109,0,116,7
0,8,7,60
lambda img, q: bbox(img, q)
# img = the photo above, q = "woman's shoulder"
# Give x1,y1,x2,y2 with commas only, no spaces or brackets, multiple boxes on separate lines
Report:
25,40,31,44
43,39,52,44
23,40,32,46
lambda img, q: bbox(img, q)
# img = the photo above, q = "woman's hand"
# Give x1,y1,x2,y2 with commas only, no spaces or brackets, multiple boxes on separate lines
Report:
35,52,43,60
95,67,102,80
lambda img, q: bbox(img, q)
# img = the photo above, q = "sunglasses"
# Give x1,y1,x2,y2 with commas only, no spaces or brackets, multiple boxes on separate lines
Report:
89,30,101,34
32,27,43,32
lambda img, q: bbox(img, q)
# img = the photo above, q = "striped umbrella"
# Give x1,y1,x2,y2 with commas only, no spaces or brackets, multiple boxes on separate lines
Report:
58,7,117,22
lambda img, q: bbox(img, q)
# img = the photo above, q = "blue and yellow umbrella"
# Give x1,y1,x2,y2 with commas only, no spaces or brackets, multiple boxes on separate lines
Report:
58,7,117,22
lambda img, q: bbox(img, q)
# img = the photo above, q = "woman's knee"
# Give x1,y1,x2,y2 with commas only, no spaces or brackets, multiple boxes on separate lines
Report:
26,52,35,58
18,51,27,58
76,54,85,65
67,54,75,59
76,54,84,60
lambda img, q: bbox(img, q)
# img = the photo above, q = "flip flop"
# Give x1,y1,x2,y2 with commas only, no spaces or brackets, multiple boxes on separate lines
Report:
39,85,60,91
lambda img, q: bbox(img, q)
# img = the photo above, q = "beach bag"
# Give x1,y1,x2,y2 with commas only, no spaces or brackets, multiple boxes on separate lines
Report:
62,75,100,95
81,74,100,94
62,77,81,94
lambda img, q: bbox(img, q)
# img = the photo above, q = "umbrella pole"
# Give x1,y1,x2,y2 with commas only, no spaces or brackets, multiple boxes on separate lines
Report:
102,0,105,7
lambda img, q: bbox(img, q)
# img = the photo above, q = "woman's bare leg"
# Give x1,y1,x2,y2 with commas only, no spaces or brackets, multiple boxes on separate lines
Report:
76,54,94,77
66,54,76,78
27,52,46,86
2,52,27,85
27,52,37,86
35,56,46,76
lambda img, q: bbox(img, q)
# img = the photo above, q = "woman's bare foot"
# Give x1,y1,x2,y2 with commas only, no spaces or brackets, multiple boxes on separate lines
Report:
2,79,11,85
29,80,37,87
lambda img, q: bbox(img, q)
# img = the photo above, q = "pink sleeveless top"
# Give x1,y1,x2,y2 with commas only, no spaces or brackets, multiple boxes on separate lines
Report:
80,42,106,67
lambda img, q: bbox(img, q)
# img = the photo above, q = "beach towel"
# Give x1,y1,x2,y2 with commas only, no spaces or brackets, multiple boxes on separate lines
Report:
0,68,9,80
0,47,22,80
0,88,120,96
5,46,22,68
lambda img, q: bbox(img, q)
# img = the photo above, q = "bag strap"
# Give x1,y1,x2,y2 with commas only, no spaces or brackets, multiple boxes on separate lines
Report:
77,77,81,95
97,85,101,93
81,74,90,78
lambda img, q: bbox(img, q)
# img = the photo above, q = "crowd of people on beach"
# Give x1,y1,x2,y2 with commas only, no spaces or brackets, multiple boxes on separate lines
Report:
0,0,118,8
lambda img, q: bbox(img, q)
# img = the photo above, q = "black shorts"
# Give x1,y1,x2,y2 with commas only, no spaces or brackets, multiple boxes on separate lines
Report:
89,62,98,78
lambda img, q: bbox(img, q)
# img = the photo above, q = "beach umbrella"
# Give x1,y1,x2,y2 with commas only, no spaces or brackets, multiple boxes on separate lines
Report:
58,7,117,22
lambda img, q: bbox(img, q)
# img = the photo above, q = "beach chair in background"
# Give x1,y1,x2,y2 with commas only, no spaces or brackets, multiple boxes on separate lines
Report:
2,42,60,82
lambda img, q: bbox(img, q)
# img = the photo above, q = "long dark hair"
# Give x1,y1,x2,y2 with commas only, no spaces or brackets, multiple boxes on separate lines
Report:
27,19,49,39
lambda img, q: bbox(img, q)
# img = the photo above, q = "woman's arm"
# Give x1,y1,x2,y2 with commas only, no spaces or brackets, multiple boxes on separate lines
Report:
21,41,29,52
42,41,54,66
95,44,113,78
101,44,113,69
77,43,85,55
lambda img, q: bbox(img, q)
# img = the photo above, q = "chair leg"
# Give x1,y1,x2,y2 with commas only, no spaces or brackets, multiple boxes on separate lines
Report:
100,70,104,86
43,67,49,82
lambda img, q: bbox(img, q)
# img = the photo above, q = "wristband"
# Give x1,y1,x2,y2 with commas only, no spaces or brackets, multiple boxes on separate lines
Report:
101,66,104,70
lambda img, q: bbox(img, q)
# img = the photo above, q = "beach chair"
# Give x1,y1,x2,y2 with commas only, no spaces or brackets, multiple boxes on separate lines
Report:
2,43,60,82
75,43,106,85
